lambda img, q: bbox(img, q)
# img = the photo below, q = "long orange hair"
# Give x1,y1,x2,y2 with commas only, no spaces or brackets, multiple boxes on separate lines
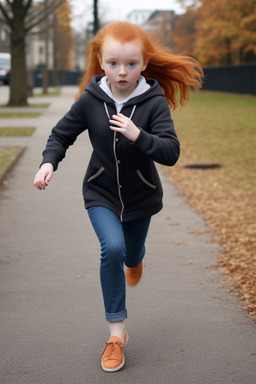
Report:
76,21,203,109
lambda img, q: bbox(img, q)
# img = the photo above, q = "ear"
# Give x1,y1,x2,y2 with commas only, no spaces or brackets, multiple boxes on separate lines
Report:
142,61,148,72
97,54,104,71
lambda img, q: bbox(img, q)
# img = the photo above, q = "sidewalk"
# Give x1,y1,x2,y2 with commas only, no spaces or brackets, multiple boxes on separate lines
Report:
0,86,255,384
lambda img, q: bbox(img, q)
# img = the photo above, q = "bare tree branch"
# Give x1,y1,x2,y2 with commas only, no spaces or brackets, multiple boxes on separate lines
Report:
0,15,9,24
22,0,33,20
0,2,12,25
31,21,56,36
25,0,65,32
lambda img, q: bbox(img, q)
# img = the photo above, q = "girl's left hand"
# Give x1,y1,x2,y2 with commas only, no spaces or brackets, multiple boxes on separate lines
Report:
109,114,140,142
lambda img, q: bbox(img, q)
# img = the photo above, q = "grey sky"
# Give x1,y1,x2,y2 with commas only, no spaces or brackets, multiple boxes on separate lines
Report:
70,0,185,30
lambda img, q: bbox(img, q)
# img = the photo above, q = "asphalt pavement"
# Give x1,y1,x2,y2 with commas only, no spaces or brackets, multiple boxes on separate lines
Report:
0,86,256,384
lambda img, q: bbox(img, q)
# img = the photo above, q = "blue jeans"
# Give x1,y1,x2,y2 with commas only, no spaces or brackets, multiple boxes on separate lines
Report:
88,207,151,323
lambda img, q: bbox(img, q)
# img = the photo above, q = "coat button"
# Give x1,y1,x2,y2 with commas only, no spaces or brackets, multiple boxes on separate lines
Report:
115,138,119,142
117,160,120,164
119,185,122,188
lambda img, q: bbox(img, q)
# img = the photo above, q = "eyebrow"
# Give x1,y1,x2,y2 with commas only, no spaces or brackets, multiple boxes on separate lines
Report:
105,57,140,61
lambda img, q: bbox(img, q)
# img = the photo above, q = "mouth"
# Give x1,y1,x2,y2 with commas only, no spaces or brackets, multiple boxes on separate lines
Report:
118,80,127,85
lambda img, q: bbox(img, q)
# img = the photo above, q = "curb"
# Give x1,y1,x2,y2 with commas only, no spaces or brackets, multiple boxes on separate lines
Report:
0,146,26,187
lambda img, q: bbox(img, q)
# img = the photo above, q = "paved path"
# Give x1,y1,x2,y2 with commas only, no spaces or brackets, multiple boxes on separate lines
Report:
0,86,256,384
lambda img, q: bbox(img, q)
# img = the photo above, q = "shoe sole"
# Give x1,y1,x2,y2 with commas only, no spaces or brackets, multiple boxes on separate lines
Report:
101,357,125,372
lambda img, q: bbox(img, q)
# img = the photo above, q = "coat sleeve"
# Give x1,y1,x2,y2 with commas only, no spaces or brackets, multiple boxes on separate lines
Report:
132,97,180,166
40,95,88,170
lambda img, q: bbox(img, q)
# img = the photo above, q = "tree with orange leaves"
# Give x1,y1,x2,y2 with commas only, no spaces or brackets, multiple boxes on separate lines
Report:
170,6,198,56
173,0,256,66
53,0,74,70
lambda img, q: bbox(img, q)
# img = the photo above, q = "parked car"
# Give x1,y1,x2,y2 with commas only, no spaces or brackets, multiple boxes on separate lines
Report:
0,52,11,85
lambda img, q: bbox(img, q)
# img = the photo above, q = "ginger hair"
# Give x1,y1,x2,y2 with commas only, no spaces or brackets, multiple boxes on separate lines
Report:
76,21,203,109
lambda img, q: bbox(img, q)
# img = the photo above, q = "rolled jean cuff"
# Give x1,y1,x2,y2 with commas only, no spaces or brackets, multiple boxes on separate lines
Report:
106,309,127,323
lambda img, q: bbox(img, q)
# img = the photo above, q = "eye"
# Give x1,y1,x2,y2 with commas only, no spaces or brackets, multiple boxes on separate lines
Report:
109,61,117,67
128,62,136,67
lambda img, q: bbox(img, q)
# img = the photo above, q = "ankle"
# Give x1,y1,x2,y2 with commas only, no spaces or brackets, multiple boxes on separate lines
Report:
109,321,126,344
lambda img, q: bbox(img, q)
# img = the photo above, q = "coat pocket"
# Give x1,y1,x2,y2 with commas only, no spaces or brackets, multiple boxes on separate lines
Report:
136,170,157,189
87,166,105,182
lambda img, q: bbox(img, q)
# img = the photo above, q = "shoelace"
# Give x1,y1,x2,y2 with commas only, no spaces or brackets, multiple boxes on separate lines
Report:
101,340,123,357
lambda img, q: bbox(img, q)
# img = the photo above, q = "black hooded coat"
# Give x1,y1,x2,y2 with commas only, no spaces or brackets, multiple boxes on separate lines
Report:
41,76,180,222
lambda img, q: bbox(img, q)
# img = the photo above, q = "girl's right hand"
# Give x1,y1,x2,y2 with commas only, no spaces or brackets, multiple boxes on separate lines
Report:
33,163,54,190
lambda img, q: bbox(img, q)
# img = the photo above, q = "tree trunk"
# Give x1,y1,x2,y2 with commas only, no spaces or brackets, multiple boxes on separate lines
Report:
42,0,49,95
93,0,99,35
8,12,28,105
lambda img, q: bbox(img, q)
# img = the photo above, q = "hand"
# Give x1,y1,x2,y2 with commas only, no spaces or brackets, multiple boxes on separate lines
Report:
109,114,140,142
33,163,54,190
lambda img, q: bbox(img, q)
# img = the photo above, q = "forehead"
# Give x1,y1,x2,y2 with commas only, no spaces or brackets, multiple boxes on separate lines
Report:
102,37,143,58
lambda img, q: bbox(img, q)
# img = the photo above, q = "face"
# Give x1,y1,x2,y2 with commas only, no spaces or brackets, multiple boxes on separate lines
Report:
99,37,147,101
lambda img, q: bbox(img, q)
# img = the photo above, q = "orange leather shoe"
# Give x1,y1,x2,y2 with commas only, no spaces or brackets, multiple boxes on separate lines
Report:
126,261,143,287
101,331,128,372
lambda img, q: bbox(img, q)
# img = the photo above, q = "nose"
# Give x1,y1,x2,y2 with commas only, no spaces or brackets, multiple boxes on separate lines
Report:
118,65,127,76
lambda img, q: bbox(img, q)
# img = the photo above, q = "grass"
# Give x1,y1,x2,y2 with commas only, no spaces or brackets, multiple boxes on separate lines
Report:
0,146,24,176
1,103,49,108
28,103,49,108
33,90,60,97
0,127,36,136
172,91,256,193
163,90,256,320
0,112,41,118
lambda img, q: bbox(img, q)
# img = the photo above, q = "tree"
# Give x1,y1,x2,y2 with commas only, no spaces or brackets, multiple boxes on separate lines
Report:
170,7,198,56
93,0,99,35
175,0,256,66
53,0,73,70
194,0,256,66
0,0,64,106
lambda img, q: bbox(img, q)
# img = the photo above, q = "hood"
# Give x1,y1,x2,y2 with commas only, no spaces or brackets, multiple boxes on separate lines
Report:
84,75,165,106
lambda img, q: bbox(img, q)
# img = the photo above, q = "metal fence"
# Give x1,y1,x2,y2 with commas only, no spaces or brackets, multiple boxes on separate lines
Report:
202,64,256,95
31,65,256,95
33,69,82,87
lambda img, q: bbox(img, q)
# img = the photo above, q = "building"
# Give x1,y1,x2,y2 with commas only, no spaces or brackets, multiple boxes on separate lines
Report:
26,24,55,70
143,10,175,48
126,9,176,49
126,10,154,26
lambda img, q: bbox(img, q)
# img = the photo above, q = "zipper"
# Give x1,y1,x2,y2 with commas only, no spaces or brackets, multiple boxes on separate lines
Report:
104,102,136,221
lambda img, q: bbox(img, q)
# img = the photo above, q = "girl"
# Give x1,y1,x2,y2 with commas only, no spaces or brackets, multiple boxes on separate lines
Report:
34,21,203,372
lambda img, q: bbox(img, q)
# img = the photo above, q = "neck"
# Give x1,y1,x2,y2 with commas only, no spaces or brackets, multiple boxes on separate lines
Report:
109,83,137,102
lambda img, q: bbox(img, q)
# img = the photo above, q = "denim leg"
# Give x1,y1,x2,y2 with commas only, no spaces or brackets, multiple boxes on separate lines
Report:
88,207,151,322
88,207,127,323
123,216,151,268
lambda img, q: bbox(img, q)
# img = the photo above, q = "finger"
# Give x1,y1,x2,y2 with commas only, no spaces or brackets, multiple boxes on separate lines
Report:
111,114,127,122
35,181,44,190
116,113,127,119
33,177,40,189
109,125,123,132
45,172,53,184
35,183,43,190
110,116,124,124
109,120,123,128
34,175,46,189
